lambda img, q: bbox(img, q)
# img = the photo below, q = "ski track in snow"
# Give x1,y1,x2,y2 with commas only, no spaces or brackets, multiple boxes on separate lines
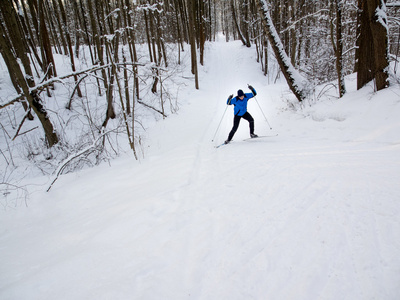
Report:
1,38,400,300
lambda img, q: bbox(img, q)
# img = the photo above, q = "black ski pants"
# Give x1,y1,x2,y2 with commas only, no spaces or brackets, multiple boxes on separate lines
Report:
227,112,254,141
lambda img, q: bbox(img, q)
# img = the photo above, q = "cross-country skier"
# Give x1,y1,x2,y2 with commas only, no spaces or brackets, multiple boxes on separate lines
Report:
225,85,258,144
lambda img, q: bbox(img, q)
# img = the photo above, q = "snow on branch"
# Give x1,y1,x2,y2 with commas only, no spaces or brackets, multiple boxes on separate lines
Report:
280,9,330,34
375,2,389,31
0,95,25,109
136,3,164,14
105,8,121,20
258,0,310,102
386,2,400,8
33,62,143,93
1,62,144,108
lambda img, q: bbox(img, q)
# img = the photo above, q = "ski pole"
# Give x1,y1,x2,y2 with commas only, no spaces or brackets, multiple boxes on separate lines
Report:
254,96,272,130
211,105,229,142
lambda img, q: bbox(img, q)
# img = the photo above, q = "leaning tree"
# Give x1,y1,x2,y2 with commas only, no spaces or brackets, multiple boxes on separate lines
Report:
257,0,310,102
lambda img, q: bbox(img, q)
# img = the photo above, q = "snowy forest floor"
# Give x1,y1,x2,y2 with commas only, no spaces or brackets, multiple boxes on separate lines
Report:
1,38,400,299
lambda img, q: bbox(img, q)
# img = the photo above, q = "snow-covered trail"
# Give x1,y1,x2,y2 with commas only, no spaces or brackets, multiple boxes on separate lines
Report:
1,39,400,300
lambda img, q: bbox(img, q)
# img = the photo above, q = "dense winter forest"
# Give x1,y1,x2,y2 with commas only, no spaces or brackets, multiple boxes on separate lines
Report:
1,2,400,298
0,0,399,196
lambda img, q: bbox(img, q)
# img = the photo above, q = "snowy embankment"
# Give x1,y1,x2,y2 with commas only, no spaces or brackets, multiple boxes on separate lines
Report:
1,39,400,299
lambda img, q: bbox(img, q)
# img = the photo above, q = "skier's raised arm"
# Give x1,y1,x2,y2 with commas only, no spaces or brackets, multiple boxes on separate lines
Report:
248,84,257,96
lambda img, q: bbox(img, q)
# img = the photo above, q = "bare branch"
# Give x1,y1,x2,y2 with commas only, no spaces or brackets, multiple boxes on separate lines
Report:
0,95,25,110
1,62,144,109
137,99,167,117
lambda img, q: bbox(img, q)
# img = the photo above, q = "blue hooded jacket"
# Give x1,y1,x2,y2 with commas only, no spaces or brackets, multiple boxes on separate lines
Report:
227,89,256,116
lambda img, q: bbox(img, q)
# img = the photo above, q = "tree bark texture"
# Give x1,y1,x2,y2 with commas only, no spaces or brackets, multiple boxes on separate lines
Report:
0,26,59,147
357,0,389,90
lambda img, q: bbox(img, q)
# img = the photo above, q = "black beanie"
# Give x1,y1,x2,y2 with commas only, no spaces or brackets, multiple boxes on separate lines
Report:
237,89,244,97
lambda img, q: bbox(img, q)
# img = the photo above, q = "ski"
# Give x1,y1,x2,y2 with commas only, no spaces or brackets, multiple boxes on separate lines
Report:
215,134,277,148
215,141,230,148
243,133,278,141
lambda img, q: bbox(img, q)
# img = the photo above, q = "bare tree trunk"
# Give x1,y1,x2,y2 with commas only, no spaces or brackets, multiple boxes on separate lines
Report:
124,0,139,100
0,0,34,119
15,0,43,71
51,0,68,55
264,35,268,76
0,26,59,147
155,4,168,68
37,0,57,79
106,42,138,160
198,0,206,65
71,0,81,58
144,10,154,63
223,1,230,41
173,0,184,63
86,0,115,127
367,0,389,90
242,0,251,47
357,0,389,90
356,0,375,88
188,0,199,90
231,0,250,46
289,0,297,66
331,0,346,97
55,0,82,97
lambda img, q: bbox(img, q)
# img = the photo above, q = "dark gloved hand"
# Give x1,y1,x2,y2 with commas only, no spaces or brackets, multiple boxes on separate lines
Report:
248,85,256,95
227,94,233,105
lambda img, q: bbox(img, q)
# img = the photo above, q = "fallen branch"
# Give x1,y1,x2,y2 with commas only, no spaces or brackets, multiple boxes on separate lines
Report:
137,99,167,117
46,129,113,192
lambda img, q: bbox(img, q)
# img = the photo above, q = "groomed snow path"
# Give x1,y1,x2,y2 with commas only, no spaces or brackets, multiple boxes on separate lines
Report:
1,39,400,300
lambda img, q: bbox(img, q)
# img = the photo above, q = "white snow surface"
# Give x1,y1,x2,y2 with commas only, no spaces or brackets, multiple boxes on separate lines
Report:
1,38,400,300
